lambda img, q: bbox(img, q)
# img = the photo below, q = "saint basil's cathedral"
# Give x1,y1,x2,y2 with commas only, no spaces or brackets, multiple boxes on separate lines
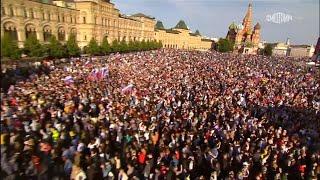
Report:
226,3,261,54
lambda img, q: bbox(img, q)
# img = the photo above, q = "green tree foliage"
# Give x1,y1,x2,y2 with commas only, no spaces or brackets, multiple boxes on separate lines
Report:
119,39,128,53
216,38,234,52
1,34,21,59
158,40,163,49
263,44,273,56
47,35,65,58
133,40,141,51
66,34,80,57
100,36,111,55
111,40,120,52
87,38,100,55
127,40,135,52
23,34,44,57
140,40,147,51
108,39,162,54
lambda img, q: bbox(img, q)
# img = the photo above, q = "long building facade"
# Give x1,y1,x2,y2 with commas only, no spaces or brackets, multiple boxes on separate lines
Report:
1,0,213,50
155,20,213,51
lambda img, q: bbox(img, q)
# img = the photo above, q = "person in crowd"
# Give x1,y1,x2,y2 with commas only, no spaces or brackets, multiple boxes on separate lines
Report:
1,49,319,179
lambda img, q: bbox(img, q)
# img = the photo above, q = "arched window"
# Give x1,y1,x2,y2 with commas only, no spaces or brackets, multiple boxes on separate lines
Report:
70,28,77,40
62,15,65,22
25,24,37,39
57,14,60,22
43,26,52,42
83,17,86,24
3,22,18,41
58,28,65,41
48,13,51,20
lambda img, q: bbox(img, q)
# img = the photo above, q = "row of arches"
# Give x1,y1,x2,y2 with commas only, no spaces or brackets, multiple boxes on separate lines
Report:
2,21,77,42
164,44,178,49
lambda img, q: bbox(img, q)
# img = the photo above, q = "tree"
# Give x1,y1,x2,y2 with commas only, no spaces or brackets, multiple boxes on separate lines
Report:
87,38,100,55
216,38,234,52
119,39,128,53
101,36,111,55
263,44,273,56
1,34,21,59
149,40,157,50
133,40,141,51
66,33,80,57
140,40,147,51
23,34,44,57
157,41,163,49
145,40,150,50
47,35,65,58
150,40,155,50
127,40,135,52
111,40,120,53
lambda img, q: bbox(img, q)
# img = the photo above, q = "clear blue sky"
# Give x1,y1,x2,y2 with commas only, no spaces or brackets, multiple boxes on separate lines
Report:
113,0,319,45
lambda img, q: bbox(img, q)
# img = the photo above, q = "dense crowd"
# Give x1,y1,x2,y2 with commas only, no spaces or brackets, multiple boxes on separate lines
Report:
1,49,320,180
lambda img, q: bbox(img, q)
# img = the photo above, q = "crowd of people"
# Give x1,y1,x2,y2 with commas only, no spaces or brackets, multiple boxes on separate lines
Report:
1,49,320,180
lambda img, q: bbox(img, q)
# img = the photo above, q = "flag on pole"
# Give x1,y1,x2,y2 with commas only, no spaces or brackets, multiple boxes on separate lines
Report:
88,67,109,81
121,84,134,94
63,76,74,84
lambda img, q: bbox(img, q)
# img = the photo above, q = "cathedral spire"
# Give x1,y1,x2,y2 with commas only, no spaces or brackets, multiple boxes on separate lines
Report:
242,3,253,31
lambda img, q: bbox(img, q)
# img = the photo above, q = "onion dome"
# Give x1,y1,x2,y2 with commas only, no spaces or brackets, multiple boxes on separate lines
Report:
229,22,238,30
254,23,261,30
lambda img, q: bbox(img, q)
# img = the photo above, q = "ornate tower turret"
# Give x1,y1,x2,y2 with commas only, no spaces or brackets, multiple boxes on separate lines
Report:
252,22,261,46
242,3,253,32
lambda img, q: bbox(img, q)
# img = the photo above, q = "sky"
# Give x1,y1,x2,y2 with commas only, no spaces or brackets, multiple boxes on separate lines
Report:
114,0,319,45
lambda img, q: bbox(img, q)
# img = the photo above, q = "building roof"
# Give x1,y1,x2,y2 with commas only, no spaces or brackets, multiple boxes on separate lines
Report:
39,0,53,4
165,29,181,34
229,22,238,30
131,13,155,20
201,38,213,42
254,22,261,30
119,14,140,22
195,30,201,36
30,0,79,10
174,20,189,30
290,45,312,48
189,30,201,36
155,21,165,30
